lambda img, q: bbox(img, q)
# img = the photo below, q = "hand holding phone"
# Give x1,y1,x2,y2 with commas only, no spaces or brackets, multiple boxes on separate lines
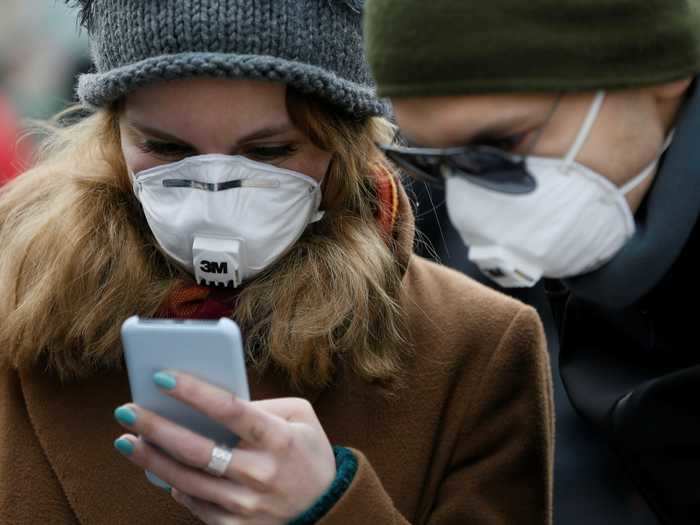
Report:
120,316,250,487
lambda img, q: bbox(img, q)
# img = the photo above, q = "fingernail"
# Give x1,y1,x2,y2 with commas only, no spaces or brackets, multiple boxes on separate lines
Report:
153,371,177,390
114,438,134,456
114,406,137,426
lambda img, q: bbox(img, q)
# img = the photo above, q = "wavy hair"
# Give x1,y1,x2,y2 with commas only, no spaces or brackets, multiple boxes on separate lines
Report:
0,88,410,389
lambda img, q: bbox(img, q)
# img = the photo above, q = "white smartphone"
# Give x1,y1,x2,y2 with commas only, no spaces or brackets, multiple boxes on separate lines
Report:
120,316,250,488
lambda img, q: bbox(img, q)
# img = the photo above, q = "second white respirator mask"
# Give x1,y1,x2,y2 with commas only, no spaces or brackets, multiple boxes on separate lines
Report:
131,154,324,288
446,91,673,288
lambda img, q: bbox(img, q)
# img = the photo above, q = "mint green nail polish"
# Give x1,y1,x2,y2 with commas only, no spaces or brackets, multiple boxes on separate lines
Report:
154,371,177,390
114,438,134,456
114,406,137,426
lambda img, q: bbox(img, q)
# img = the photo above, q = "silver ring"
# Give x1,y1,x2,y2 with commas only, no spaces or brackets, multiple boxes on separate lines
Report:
206,445,233,477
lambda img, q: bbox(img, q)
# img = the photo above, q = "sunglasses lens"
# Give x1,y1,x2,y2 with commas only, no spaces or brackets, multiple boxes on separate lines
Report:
451,149,515,174
384,150,444,186
463,169,536,194
449,150,536,194
381,145,536,193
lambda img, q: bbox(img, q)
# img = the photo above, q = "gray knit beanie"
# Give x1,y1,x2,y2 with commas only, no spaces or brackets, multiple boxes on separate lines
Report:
66,0,385,117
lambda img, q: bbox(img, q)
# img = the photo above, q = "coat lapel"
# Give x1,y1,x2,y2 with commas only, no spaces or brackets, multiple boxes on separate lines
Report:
19,364,328,524
21,367,199,525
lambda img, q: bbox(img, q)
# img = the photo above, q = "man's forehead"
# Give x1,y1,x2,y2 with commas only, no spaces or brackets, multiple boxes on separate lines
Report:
392,93,554,147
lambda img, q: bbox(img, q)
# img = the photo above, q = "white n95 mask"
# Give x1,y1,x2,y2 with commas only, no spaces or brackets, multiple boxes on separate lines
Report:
131,154,324,288
446,91,673,288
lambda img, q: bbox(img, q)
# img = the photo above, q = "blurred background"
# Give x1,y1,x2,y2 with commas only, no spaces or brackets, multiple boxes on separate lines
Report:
0,0,89,184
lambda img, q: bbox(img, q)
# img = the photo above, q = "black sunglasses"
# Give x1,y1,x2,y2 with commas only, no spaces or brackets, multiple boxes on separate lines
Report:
379,143,536,195
380,96,563,195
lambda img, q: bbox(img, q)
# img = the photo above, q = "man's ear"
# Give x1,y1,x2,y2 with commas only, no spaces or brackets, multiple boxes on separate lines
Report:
651,77,694,100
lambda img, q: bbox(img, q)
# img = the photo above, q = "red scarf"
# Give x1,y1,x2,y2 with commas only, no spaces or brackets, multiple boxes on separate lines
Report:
159,168,399,319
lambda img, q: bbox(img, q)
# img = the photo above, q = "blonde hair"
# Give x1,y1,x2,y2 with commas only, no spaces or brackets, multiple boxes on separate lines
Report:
0,89,410,389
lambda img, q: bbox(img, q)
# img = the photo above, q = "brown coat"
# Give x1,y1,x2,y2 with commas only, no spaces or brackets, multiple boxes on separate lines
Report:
0,260,553,524
0,189,554,524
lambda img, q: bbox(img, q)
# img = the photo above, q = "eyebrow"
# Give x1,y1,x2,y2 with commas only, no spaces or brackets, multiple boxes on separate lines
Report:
466,115,535,144
469,96,563,144
125,120,297,148
398,113,534,148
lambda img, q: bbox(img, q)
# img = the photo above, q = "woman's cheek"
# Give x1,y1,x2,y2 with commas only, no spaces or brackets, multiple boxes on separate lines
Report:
121,143,169,175
282,147,333,183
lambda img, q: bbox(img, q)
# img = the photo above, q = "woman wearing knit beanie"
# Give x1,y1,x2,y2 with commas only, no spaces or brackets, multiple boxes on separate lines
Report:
366,1,700,523
0,1,553,523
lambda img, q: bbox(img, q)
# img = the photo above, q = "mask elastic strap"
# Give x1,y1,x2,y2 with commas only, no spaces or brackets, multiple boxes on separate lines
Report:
561,90,606,173
619,129,676,195
128,169,142,198
310,176,326,223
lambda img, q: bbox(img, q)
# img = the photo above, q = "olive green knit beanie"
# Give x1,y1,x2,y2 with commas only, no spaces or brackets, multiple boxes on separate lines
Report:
364,0,700,98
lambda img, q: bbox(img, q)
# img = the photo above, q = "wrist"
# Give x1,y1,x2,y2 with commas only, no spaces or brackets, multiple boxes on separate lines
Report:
287,446,358,525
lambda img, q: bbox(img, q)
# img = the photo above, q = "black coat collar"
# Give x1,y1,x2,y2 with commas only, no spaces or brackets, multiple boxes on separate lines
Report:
565,80,700,309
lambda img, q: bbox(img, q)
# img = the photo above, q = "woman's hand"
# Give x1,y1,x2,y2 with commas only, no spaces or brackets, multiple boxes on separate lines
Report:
113,371,336,525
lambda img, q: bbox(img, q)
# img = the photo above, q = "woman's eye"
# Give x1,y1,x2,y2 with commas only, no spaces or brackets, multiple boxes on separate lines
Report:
244,145,298,161
138,140,194,158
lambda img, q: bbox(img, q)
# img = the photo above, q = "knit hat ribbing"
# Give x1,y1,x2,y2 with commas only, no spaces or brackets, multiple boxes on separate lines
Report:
364,0,700,98
68,0,385,117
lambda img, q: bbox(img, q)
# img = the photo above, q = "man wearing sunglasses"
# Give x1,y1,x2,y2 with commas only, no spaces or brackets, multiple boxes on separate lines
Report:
366,1,700,523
